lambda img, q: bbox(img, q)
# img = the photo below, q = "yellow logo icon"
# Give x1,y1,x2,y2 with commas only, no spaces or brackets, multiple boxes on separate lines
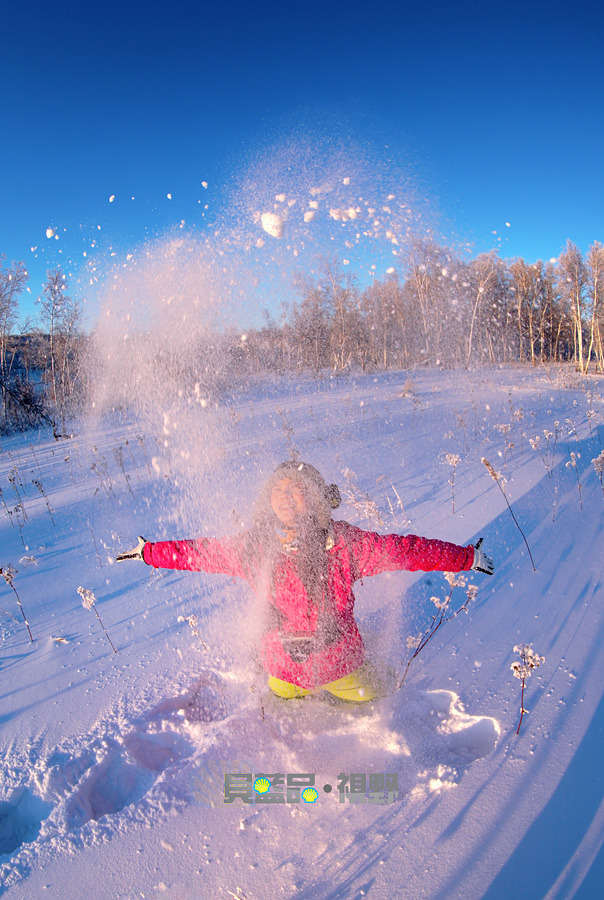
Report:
253,777,271,794
301,787,318,803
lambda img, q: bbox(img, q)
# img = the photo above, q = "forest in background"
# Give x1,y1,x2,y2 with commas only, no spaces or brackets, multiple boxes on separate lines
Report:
1,236,603,432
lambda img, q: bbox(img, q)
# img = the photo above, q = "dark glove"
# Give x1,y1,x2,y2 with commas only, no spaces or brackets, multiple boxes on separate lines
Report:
116,536,148,562
471,537,494,575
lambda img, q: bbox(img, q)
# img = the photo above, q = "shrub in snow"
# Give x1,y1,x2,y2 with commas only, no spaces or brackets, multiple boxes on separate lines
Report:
511,643,545,734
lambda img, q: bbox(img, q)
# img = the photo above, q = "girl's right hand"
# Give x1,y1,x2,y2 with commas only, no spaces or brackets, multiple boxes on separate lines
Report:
116,536,148,562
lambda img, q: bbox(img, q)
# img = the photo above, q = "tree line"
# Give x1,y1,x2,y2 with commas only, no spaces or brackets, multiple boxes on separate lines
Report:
236,239,604,376
2,237,603,430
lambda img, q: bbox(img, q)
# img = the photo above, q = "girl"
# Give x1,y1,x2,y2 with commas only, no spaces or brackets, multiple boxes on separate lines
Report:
117,461,493,702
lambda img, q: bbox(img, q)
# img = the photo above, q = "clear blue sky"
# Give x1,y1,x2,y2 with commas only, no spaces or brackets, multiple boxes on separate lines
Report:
2,0,603,325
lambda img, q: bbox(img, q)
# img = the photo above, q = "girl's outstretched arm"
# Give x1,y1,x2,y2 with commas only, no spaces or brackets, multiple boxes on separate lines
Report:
340,521,478,579
118,535,247,578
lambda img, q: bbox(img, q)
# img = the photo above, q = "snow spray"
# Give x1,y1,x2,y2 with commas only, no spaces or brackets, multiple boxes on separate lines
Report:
82,127,439,666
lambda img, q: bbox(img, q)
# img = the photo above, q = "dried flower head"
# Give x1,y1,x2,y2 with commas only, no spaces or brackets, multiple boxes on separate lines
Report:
446,453,461,467
511,643,545,680
481,457,502,482
178,614,200,636
1,566,17,587
78,586,96,610
444,571,467,589
466,584,478,603
431,595,448,610
566,452,578,470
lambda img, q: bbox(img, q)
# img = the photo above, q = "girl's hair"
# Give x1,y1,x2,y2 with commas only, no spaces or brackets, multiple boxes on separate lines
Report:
242,462,341,624
252,461,340,531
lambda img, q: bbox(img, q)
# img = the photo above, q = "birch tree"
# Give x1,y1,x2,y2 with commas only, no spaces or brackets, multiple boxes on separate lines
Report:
557,242,588,372
585,241,604,372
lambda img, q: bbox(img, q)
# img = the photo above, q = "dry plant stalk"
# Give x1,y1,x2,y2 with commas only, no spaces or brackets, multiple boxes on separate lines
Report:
0,486,15,526
376,475,409,527
593,450,604,497
341,468,385,527
78,586,117,653
8,467,25,507
482,457,536,571
566,452,583,509
494,424,514,467
445,453,461,514
32,478,55,525
398,573,477,689
87,521,103,567
277,408,299,459
114,446,135,497
137,434,153,476
511,643,545,734
178,614,209,651
1,565,34,642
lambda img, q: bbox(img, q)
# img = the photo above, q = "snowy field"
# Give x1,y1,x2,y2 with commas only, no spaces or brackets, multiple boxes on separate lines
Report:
1,364,603,900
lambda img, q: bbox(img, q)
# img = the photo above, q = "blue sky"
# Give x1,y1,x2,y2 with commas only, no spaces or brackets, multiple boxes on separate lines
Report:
2,0,603,325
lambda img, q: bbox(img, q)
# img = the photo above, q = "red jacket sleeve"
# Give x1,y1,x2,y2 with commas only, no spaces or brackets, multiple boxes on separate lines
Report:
143,536,247,578
338,522,474,578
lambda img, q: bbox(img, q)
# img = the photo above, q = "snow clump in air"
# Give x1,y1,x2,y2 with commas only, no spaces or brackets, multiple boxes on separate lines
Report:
329,207,358,222
260,212,284,239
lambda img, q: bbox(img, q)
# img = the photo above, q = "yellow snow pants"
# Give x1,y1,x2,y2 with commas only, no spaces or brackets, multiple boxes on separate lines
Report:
268,662,380,703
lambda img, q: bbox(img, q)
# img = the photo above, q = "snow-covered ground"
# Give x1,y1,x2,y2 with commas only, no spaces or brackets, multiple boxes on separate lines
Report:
1,365,603,900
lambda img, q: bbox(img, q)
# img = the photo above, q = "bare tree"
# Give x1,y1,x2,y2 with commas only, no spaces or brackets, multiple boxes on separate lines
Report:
290,277,332,373
557,241,588,372
361,276,407,369
322,262,363,371
38,269,69,407
37,269,83,428
404,239,453,361
0,257,29,424
465,252,503,366
585,241,604,373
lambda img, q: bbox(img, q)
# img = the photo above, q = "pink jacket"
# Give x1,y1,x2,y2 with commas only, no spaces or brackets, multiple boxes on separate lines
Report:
143,520,474,689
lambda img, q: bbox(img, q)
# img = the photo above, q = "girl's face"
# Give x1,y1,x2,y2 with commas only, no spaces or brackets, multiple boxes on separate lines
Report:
270,478,307,527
